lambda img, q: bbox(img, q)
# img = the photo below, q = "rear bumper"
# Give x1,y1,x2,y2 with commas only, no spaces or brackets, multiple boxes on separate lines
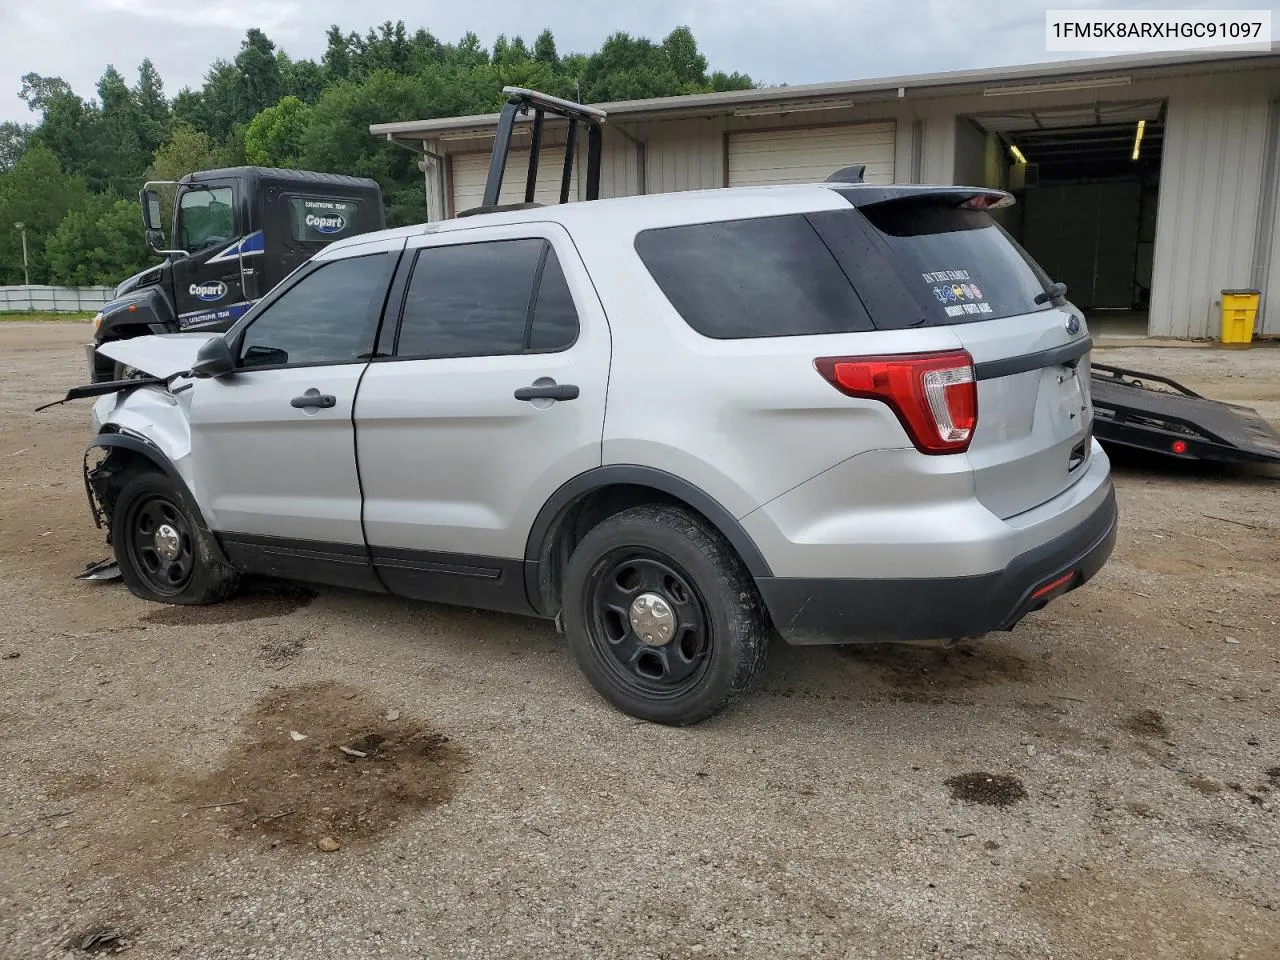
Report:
756,483,1117,645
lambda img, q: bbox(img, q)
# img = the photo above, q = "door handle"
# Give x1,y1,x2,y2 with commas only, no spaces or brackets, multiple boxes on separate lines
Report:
291,391,336,409
514,383,579,402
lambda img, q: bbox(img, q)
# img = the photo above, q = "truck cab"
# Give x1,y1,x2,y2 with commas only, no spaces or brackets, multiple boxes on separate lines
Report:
88,166,384,381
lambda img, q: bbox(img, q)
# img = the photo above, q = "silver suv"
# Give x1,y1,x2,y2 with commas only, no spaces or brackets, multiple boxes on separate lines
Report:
85,182,1117,725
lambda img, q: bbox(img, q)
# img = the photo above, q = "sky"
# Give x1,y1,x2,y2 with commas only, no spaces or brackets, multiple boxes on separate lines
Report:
1,0,1277,124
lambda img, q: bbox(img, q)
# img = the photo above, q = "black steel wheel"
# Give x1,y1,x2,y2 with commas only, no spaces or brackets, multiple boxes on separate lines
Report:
562,505,771,725
110,470,240,606
585,550,713,699
125,493,195,596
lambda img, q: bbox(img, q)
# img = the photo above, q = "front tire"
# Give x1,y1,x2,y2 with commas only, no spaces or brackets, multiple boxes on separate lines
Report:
111,471,239,605
561,505,771,725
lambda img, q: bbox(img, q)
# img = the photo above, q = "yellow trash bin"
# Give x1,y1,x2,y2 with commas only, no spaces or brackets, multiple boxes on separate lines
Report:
1220,289,1259,344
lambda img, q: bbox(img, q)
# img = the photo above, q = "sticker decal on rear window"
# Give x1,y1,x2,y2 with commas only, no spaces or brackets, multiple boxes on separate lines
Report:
930,272,994,318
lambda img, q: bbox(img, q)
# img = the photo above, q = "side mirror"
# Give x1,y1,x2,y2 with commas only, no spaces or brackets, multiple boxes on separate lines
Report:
140,189,163,232
190,336,236,379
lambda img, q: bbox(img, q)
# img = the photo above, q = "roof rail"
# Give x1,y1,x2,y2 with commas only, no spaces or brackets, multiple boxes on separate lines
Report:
475,87,608,212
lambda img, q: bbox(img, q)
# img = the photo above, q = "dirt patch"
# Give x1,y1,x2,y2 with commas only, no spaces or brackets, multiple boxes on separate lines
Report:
259,636,306,666
1122,709,1170,739
141,580,316,626
944,772,1028,807
838,642,1035,695
181,681,459,848
1185,775,1224,795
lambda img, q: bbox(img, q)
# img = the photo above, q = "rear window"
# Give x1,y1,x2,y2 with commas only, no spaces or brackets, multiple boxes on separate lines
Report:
633,215,874,339
854,201,1053,325
288,197,361,243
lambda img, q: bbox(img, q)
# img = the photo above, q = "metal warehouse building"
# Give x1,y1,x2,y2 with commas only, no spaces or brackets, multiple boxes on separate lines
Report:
371,45,1280,340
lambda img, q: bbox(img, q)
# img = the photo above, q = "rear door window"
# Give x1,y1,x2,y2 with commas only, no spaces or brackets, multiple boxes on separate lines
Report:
841,201,1053,325
634,215,874,339
395,239,580,358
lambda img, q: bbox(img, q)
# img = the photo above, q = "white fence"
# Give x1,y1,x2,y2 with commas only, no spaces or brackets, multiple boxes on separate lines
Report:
0,285,114,313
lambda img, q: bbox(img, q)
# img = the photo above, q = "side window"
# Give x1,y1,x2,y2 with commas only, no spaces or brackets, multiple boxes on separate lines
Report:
238,252,395,368
396,238,580,358
528,248,579,351
634,215,874,338
179,186,236,251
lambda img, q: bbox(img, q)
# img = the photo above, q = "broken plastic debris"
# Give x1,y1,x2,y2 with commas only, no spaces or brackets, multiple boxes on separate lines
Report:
289,730,308,741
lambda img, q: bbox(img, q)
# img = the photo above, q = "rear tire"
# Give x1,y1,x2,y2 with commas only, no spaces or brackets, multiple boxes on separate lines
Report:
111,471,239,605
561,505,771,725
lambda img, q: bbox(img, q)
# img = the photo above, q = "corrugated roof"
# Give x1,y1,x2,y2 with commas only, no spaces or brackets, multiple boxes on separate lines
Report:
370,45,1280,139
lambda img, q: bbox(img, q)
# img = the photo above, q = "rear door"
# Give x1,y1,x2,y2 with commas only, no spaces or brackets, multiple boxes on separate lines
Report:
819,195,1092,519
354,222,610,611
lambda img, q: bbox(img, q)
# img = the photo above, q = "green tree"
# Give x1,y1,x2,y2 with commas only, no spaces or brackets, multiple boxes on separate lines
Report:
44,193,151,285
281,55,327,103
148,123,220,181
19,72,102,186
533,29,559,69
96,65,149,195
232,29,284,125
244,96,311,166
171,60,239,142
298,70,435,224
0,122,31,172
133,59,171,154
0,143,88,283
322,25,354,82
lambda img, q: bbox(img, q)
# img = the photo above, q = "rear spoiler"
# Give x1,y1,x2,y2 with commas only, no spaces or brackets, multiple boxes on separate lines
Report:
831,184,1015,210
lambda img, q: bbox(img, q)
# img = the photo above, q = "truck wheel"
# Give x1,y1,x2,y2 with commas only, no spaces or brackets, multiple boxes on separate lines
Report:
111,471,239,605
561,505,771,725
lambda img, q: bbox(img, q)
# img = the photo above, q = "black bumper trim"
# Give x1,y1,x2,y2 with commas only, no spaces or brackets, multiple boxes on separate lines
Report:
755,484,1118,645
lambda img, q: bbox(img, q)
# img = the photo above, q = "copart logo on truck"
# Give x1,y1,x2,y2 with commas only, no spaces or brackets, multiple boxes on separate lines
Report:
305,213,347,234
190,281,227,302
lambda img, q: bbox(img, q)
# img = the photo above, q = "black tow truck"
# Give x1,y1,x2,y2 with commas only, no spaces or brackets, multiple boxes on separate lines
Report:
86,166,384,381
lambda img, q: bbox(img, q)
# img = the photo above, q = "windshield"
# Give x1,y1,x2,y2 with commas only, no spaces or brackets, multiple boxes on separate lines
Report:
179,187,235,252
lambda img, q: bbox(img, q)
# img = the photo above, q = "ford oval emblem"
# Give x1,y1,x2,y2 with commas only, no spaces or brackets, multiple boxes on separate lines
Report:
1065,314,1081,336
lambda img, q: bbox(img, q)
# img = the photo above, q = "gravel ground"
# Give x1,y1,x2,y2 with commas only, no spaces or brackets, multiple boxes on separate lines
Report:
1,322,1278,960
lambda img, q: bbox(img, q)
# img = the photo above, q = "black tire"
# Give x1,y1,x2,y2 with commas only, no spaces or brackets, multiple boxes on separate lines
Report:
110,470,240,605
561,505,771,725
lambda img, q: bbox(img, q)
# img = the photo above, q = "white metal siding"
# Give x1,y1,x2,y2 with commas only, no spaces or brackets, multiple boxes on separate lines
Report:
450,149,579,214
727,123,896,186
1148,74,1274,338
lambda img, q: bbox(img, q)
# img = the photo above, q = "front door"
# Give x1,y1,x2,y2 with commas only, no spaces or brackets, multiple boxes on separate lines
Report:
354,224,611,612
185,240,404,589
171,181,258,330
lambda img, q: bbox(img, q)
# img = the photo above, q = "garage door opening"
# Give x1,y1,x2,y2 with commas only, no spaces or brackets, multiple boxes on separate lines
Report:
962,101,1165,338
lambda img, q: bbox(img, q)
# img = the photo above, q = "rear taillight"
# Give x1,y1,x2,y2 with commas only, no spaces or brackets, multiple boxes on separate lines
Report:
814,350,978,454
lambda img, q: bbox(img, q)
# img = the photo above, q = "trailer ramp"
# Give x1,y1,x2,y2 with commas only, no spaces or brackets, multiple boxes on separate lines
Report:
1090,362,1280,465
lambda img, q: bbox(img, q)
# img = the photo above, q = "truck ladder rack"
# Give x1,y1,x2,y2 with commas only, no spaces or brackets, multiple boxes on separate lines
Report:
463,87,606,216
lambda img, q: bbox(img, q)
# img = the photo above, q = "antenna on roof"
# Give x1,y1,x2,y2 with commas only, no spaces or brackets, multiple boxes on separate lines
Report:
824,164,866,184
462,87,608,217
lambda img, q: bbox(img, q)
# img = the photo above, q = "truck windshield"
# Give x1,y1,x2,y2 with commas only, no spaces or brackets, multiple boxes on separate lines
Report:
179,187,235,251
